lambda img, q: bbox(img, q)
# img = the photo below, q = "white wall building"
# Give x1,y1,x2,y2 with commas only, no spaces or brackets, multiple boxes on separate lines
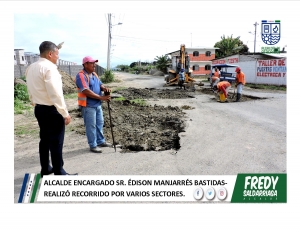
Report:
212,53,287,86
14,49,27,65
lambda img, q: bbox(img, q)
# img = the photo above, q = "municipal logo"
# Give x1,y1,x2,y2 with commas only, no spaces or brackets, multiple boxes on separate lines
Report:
261,20,280,45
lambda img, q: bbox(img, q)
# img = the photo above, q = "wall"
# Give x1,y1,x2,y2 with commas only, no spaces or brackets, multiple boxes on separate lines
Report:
238,61,256,84
212,54,287,86
255,58,287,85
57,65,84,77
14,64,105,79
14,65,28,78
237,59,286,85
192,66,211,76
212,54,239,65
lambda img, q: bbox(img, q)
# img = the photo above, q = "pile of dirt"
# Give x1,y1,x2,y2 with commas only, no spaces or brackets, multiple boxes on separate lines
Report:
69,98,186,152
113,87,198,100
67,87,268,152
152,71,165,76
58,69,77,94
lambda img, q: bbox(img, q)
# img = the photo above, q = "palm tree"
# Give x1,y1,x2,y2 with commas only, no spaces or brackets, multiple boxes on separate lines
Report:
214,35,248,58
154,55,170,73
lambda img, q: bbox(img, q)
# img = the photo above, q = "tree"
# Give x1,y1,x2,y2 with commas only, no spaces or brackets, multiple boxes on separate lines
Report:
154,55,170,73
214,35,249,58
129,62,138,68
116,64,129,71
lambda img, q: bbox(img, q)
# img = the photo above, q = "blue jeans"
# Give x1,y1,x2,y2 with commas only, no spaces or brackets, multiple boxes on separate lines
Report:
237,83,243,94
81,105,105,148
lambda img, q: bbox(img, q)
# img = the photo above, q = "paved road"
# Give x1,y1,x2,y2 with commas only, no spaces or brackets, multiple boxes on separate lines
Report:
14,72,286,202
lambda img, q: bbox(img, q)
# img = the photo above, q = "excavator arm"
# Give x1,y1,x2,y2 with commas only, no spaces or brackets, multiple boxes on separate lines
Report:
167,44,195,85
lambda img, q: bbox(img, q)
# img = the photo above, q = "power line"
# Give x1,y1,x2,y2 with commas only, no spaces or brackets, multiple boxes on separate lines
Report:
113,35,183,43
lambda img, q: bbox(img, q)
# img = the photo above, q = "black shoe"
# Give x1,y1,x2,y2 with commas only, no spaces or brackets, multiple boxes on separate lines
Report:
41,169,54,178
90,147,103,153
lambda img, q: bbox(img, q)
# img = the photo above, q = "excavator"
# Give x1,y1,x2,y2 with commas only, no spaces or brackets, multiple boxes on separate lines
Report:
165,44,196,86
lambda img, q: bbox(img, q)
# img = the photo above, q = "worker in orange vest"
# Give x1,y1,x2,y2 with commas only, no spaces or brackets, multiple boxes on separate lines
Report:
211,67,220,88
235,67,246,102
75,56,112,153
214,81,231,102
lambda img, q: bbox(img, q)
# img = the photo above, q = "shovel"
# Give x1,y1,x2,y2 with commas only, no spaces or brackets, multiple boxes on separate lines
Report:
104,91,116,152
231,85,236,99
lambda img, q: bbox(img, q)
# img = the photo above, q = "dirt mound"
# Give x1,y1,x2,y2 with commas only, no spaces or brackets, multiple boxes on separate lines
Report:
114,87,198,100
58,69,77,94
69,99,186,152
153,71,165,76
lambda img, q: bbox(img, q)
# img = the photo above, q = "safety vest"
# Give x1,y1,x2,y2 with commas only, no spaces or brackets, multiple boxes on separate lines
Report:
76,70,99,107
212,71,220,81
236,71,246,85
217,81,231,90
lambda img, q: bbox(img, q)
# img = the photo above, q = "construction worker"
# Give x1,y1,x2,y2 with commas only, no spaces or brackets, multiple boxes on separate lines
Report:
215,81,231,102
235,67,246,102
212,67,221,88
176,59,182,74
75,56,112,153
178,68,185,90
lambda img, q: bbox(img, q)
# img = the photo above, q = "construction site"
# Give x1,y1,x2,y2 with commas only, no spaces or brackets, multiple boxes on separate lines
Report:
14,68,286,203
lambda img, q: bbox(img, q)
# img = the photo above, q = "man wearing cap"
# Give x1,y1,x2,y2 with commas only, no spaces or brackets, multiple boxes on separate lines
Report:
75,56,112,153
235,67,246,102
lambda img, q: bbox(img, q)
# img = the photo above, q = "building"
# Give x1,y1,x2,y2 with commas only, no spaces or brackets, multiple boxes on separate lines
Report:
14,48,102,79
212,53,287,85
14,49,77,66
14,49,27,65
166,46,218,76
24,52,39,65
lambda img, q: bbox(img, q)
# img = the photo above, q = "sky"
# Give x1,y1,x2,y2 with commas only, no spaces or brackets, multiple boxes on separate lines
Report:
3,0,300,230
13,1,289,69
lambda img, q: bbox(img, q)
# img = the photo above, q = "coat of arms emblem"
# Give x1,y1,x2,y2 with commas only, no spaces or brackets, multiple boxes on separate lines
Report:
261,20,280,45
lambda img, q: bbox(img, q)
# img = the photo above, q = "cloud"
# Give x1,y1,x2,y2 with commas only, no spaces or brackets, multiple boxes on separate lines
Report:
14,3,288,68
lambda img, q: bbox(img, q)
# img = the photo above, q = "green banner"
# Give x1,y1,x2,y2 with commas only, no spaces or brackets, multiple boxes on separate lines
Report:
231,174,287,203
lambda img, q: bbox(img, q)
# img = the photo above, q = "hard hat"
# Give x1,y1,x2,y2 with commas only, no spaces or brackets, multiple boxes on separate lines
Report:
235,67,241,72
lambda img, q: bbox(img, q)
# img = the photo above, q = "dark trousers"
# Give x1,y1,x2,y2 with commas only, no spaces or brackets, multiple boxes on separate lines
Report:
34,105,67,175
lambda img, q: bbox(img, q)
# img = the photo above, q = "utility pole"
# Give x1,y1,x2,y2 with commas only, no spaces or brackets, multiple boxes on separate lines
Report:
254,22,259,54
106,14,122,71
107,14,112,70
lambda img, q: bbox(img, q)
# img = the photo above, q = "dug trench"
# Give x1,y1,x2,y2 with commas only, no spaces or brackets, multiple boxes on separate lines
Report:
68,87,267,153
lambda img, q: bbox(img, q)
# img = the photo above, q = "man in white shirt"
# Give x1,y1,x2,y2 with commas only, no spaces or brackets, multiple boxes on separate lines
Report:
25,41,77,176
